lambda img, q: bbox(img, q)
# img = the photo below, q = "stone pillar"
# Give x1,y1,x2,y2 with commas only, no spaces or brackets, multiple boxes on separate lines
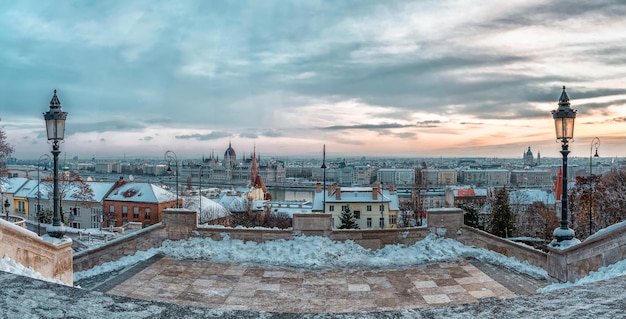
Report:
293,213,332,237
426,208,464,238
162,209,198,240
0,221,73,285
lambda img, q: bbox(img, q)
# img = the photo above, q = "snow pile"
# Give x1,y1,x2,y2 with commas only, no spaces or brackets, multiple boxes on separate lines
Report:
73,248,160,282
586,219,626,242
0,254,67,286
539,258,626,292
74,234,548,282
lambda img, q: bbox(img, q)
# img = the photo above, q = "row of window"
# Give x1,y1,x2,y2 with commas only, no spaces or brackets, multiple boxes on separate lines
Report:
334,215,397,228
328,204,385,212
109,205,151,219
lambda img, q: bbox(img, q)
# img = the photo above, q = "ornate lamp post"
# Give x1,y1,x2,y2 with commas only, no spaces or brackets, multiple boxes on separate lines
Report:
43,89,67,239
164,150,179,208
551,86,577,243
37,154,51,235
199,165,205,214
380,182,384,229
3,199,9,221
321,144,326,214
589,137,600,235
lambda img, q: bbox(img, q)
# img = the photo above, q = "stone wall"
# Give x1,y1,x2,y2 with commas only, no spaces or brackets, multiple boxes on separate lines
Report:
548,222,626,282
0,220,73,285
73,223,167,272
457,226,548,270
425,208,548,269
71,208,626,284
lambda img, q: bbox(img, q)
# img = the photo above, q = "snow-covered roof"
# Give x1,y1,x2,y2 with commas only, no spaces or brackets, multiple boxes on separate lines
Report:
12,180,40,198
0,177,28,194
509,189,556,205
452,188,488,197
211,193,249,212
181,195,230,223
105,182,175,203
17,181,116,202
267,201,313,217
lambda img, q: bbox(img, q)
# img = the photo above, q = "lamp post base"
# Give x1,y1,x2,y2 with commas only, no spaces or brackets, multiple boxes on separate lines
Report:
47,224,66,239
550,227,576,248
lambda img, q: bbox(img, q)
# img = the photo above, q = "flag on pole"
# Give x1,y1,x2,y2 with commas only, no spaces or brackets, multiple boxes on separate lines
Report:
554,167,563,201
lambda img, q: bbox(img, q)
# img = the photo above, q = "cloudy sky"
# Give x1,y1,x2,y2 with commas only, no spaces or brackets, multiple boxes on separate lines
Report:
1,0,626,160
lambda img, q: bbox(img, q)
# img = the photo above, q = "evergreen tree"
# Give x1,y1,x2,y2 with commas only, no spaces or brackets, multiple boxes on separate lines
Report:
489,187,515,237
460,203,480,229
339,205,359,229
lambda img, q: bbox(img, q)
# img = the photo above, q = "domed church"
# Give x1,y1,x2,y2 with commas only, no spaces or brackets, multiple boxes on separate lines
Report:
223,141,239,169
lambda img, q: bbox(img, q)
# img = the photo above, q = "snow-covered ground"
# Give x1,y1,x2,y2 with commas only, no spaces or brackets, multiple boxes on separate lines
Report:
73,233,549,281
3,231,626,317
3,231,626,292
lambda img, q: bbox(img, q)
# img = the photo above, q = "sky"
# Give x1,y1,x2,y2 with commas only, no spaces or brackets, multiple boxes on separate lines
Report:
1,0,626,160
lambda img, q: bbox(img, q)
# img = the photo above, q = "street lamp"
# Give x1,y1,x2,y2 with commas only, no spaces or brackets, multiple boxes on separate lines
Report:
321,144,326,214
380,182,384,229
4,199,9,221
551,86,577,243
589,137,600,235
164,150,179,208
37,154,51,236
43,89,67,239
199,165,205,214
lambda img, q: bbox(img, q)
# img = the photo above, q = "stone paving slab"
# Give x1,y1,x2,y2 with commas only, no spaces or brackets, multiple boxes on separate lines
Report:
106,257,522,313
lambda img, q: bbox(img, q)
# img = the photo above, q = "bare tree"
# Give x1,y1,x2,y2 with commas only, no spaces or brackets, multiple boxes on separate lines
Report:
593,168,626,231
0,125,14,179
41,170,85,225
263,211,292,229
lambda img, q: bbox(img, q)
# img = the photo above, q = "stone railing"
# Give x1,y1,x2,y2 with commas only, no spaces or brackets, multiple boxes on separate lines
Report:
73,223,167,272
0,219,73,285
193,213,430,250
457,226,548,270
71,208,626,284
547,222,626,282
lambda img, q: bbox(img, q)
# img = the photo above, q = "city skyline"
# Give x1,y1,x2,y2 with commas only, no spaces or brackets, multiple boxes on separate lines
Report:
1,1,626,160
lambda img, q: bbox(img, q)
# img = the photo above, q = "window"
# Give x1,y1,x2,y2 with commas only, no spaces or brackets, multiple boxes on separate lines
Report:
71,222,81,229
367,218,372,228
354,211,360,219
366,205,372,212
133,207,139,218
379,217,385,228
145,208,151,219
341,205,349,212
379,204,384,212
122,206,128,218
329,205,335,212
389,215,397,225
109,205,114,213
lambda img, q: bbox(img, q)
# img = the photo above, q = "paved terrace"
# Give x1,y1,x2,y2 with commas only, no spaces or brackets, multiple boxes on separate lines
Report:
4,263,626,318
76,255,546,314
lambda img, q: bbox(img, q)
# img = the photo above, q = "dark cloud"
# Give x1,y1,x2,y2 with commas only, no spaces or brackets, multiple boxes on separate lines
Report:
239,132,258,139
260,129,283,137
416,120,441,127
140,136,153,142
321,123,415,131
175,131,231,141
66,121,146,134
